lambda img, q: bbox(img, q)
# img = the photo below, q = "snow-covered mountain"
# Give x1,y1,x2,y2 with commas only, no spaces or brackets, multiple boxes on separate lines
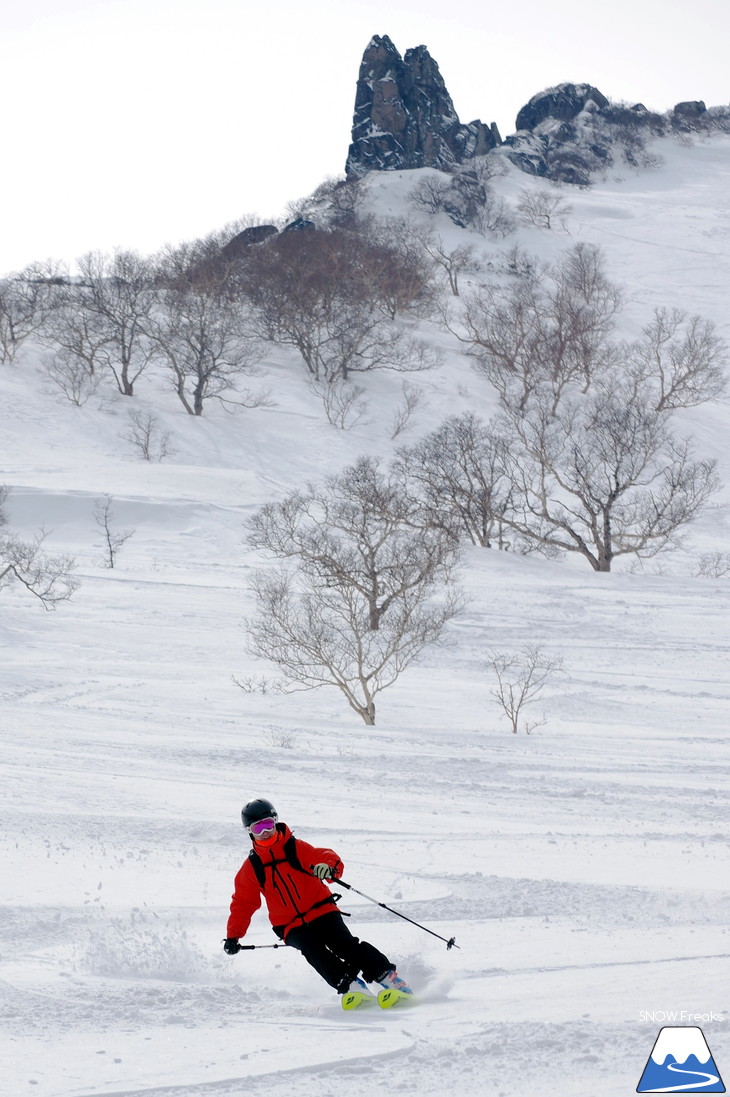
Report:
1,129,729,1097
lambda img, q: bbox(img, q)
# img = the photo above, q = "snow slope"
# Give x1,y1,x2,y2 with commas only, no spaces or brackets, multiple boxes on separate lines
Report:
2,134,730,1097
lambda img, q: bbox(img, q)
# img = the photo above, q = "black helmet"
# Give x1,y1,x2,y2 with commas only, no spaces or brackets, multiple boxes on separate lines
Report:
241,798,278,828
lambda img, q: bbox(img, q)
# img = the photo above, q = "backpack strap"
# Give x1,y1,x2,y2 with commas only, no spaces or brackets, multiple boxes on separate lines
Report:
282,833,304,873
248,847,266,888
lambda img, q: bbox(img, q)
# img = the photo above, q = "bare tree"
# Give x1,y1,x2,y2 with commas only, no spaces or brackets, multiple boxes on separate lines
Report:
76,250,156,396
499,380,720,571
517,188,573,231
245,452,460,726
0,487,79,608
240,227,439,383
444,242,722,570
412,227,478,296
39,284,112,381
487,646,564,733
247,455,459,632
395,413,513,548
126,409,174,461
366,217,439,321
246,564,460,725
629,307,727,411
409,174,453,216
451,243,622,412
150,245,262,415
0,262,64,364
93,495,134,568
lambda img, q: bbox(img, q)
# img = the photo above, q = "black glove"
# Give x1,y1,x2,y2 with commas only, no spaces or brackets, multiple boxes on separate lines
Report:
223,937,241,954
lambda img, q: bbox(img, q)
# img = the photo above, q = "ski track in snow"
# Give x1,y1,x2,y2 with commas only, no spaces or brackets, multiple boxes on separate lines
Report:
2,135,730,1096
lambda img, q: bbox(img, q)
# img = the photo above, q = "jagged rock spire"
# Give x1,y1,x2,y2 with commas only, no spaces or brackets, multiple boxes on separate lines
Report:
345,35,500,178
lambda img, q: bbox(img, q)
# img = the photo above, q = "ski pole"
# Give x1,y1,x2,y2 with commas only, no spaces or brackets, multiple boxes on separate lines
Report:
236,943,289,950
223,940,290,951
338,878,460,950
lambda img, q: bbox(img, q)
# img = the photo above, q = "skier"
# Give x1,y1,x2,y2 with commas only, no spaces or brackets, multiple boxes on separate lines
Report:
223,798,412,1004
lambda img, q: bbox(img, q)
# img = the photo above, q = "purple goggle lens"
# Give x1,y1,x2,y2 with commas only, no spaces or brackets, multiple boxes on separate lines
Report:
249,817,276,835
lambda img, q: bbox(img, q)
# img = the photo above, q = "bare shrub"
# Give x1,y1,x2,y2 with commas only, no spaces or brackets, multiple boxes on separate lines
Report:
126,409,174,461
309,380,369,430
470,155,509,184
517,188,573,231
410,170,515,238
301,176,364,228
0,532,79,608
390,381,425,439
693,552,730,579
248,455,458,630
470,193,516,238
232,674,285,694
264,726,296,749
487,646,564,733
43,348,100,406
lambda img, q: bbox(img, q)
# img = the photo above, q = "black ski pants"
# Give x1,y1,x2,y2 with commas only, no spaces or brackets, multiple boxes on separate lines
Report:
285,911,392,992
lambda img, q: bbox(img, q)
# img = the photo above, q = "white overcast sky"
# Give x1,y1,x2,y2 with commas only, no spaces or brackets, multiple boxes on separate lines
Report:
2,0,728,273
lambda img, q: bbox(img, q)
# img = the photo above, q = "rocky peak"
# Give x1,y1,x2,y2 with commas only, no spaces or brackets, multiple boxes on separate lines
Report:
505,82,729,186
515,83,610,132
342,39,730,192
345,35,500,178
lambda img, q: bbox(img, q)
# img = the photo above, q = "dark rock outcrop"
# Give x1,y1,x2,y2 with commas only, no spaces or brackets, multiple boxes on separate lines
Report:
506,83,651,185
222,225,278,260
506,84,730,184
515,83,609,132
505,86,613,186
673,99,706,118
345,35,500,178
282,218,316,233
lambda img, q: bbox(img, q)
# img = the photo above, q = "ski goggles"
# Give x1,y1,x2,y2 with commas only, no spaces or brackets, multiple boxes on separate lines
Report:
249,817,277,836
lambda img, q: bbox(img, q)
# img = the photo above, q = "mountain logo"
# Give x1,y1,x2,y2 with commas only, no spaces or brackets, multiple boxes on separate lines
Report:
637,1026,725,1092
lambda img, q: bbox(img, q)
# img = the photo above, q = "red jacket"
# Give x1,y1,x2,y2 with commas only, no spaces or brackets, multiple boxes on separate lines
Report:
227,823,343,940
